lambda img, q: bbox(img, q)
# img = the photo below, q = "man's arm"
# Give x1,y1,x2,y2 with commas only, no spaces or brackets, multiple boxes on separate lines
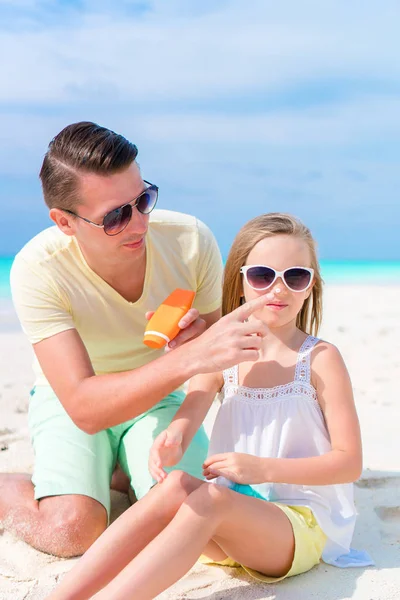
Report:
33,308,221,434
33,327,200,434
33,297,268,434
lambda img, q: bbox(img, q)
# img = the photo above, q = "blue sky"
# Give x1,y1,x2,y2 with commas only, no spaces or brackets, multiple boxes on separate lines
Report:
0,0,399,260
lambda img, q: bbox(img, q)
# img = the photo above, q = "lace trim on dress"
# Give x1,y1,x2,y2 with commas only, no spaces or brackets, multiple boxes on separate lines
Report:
224,365,238,386
294,335,319,383
221,335,321,407
223,381,319,406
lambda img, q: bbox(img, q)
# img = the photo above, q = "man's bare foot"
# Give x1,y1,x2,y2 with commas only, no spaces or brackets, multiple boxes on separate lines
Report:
110,464,130,494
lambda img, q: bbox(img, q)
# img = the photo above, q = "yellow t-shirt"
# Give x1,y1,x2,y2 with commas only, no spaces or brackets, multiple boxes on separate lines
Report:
10,209,223,386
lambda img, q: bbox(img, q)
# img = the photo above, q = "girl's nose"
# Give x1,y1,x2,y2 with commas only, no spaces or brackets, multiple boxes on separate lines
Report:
272,276,285,294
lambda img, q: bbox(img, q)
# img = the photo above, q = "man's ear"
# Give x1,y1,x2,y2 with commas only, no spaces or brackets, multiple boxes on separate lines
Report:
49,208,77,237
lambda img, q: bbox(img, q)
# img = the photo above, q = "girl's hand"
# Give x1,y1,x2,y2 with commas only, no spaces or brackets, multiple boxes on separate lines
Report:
148,429,183,484
203,452,267,485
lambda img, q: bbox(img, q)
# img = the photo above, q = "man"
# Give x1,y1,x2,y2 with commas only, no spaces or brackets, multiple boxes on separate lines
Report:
2,122,267,558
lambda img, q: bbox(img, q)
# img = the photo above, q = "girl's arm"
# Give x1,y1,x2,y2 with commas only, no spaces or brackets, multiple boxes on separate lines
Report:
149,371,223,482
167,371,223,453
204,342,362,486
262,341,362,485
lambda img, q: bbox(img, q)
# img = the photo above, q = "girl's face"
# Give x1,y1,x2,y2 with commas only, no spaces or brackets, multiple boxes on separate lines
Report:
242,234,314,329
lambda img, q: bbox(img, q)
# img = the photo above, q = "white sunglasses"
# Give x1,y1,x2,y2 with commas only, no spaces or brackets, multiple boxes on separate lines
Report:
240,265,314,293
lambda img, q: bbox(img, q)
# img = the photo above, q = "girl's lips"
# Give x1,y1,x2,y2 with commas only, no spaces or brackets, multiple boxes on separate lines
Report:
266,303,288,310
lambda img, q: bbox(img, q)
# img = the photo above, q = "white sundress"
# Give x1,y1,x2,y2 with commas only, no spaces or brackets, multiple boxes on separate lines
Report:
208,335,373,568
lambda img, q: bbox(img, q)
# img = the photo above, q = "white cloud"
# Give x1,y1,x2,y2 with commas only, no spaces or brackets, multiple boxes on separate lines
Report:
1,92,398,172
0,1,399,104
0,0,399,261
122,96,400,146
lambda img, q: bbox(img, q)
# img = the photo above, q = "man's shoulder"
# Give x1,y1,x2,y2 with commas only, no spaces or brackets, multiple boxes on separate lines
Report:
12,226,72,270
149,209,198,231
149,209,215,240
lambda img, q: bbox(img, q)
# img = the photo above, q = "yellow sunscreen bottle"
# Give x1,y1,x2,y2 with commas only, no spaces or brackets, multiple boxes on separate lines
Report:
143,289,196,349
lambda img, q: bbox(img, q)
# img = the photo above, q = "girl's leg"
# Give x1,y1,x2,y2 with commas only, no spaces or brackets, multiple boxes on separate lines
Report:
93,482,295,600
47,471,204,600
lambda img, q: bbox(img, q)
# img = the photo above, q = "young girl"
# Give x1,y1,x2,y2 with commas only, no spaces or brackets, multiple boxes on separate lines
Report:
47,213,372,600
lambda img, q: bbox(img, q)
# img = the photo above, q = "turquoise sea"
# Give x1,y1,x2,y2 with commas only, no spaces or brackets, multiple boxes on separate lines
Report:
1,256,400,300
1,257,14,298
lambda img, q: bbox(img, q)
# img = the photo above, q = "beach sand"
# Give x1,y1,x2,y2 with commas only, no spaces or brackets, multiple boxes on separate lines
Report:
1,284,399,599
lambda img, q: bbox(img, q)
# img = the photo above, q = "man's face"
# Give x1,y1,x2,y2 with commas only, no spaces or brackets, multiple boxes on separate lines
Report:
68,161,150,261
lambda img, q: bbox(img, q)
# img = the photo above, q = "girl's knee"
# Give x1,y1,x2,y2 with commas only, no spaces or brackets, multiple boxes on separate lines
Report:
186,483,230,517
163,470,199,497
148,471,201,524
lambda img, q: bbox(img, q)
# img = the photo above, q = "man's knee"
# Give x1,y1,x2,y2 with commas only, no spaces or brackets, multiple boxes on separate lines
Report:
41,495,107,558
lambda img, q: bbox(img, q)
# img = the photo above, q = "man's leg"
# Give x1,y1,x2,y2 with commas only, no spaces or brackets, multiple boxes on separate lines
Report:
110,464,131,494
118,389,209,500
0,476,107,557
46,471,204,600
0,386,115,557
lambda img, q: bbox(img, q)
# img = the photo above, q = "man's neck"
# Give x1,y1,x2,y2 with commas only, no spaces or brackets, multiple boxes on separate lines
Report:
80,244,147,304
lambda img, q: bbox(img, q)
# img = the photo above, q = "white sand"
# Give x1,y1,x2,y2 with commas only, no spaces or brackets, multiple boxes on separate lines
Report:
1,284,400,600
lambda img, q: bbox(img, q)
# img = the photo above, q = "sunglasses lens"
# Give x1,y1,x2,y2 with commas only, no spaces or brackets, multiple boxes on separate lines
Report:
245,266,276,289
103,204,132,236
102,186,158,235
137,187,158,214
284,268,312,291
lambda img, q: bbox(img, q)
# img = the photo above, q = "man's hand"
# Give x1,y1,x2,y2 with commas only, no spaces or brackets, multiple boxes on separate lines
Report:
145,308,206,350
203,452,267,485
148,429,184,484
184,293,270,374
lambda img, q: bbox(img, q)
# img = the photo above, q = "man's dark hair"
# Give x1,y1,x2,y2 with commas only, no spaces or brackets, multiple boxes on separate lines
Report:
39,121,138,211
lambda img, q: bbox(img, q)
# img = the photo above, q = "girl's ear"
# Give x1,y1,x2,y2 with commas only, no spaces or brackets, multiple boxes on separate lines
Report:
305,279,315,299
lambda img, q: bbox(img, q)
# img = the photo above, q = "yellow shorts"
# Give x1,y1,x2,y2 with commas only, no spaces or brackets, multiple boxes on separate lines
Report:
199,503,327,583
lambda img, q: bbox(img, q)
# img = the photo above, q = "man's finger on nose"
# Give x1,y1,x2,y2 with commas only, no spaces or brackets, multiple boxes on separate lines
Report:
231,293,269,322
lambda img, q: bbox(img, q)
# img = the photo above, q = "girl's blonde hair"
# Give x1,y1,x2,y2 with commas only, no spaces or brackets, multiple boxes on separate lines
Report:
222,213,323,336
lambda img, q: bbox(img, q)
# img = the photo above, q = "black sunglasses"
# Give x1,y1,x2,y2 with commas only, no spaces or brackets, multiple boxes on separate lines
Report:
64,180,158,236
240,265,314,293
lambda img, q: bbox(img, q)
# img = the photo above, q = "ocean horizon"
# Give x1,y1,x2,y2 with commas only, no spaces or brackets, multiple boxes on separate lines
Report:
1,255,400,300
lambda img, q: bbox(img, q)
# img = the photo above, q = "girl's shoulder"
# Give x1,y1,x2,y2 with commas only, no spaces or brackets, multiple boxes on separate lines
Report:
311,338,342,360
310,339,349,388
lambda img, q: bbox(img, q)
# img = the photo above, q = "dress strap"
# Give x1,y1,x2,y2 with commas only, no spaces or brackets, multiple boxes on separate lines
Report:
294,335,320,383
223,364,239,387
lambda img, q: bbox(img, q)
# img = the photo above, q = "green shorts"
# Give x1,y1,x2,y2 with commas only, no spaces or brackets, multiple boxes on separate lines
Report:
28,386,208,519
